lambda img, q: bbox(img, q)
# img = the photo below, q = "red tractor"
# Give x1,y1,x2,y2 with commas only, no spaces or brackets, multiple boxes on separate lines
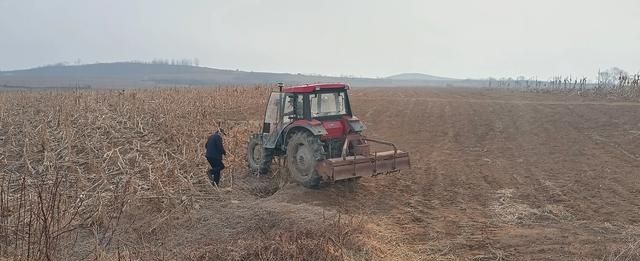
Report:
247,83,410,188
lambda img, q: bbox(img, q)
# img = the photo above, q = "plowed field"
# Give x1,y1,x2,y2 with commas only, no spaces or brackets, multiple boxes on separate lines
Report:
344,87,640,260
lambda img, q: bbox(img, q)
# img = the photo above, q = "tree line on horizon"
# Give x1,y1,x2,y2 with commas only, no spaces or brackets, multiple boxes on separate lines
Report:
13,58,203,71
489,67,640,99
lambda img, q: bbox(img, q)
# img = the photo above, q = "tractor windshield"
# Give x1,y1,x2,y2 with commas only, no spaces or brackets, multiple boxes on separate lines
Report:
310,92,347,118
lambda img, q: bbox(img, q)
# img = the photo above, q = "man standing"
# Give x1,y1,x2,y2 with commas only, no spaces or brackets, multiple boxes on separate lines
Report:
205,128,226,186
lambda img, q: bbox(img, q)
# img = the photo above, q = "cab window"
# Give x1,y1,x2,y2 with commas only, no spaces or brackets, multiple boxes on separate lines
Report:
310,92,347,117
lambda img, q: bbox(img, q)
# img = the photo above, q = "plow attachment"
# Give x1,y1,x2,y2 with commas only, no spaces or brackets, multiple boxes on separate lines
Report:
316,136,410,181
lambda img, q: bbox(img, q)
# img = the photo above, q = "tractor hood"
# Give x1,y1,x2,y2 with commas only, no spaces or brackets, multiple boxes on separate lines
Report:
319,116,366,141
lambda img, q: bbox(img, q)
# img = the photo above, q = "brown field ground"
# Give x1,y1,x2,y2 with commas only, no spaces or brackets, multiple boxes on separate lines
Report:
1,87,639,260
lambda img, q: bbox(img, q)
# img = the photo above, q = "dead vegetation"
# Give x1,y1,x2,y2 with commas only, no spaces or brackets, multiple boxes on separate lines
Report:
2,86,640,260
0,87,376,260
490,189,574,225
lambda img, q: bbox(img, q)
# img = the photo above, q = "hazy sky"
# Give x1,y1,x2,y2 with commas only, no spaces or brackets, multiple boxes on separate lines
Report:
1,0,639,79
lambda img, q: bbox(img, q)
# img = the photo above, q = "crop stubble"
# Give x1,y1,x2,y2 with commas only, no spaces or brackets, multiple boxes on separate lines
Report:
1,86,639,260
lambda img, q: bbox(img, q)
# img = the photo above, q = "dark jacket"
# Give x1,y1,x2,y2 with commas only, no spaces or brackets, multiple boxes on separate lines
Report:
205,131,226,160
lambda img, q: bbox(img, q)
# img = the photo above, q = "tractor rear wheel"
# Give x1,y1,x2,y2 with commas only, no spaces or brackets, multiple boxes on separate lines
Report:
286,131,325,188
246,135,263,172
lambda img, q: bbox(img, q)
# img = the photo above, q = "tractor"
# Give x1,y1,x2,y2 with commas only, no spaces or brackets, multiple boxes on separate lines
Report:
246,83,410,188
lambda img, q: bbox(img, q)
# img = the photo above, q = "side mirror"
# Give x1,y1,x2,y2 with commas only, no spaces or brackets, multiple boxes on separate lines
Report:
262,123,271,133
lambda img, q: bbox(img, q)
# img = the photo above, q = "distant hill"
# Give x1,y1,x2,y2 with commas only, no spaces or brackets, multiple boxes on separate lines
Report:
387,73,455,81
0,62,475,89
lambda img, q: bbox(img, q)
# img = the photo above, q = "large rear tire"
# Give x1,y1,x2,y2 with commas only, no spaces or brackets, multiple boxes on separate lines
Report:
286,131,325,188
246,135,263,172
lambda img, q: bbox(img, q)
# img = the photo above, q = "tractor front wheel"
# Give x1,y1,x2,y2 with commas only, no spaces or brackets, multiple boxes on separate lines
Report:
286,131,325,188
246,135,263,172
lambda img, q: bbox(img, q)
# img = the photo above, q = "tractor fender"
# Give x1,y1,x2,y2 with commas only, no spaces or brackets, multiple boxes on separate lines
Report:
281,120,328,148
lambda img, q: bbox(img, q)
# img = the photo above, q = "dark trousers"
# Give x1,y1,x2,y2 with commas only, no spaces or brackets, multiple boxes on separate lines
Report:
206,157,224,185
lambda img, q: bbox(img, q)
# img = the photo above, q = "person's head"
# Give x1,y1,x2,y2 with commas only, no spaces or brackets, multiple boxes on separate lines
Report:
217,127,226,136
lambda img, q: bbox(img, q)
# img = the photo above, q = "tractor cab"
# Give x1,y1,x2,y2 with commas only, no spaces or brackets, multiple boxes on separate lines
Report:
282,83,351,121
261,83,362,150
